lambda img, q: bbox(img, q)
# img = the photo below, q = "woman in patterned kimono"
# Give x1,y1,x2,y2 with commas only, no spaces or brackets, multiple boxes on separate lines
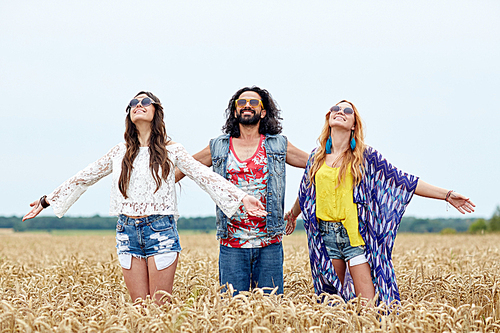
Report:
284,100,475,305
23,91,267,305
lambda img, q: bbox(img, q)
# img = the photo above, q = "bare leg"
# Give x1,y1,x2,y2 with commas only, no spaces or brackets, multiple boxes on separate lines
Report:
121,256,149,302
348,261,375,302
331,259,347,286
147,253,179,305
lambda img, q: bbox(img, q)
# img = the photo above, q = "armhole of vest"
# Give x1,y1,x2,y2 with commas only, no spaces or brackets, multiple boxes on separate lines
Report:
209,139,215,162
282,135,288,153
275,135,287,153
209,136,230,161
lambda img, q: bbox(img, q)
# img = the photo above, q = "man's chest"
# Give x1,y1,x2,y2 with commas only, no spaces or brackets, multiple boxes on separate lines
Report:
227,138,268,178
230,137,263,161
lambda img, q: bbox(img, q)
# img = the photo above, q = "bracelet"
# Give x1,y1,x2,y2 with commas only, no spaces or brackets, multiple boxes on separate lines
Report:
445,190,453,202
40,195,50,209
290,210,299,218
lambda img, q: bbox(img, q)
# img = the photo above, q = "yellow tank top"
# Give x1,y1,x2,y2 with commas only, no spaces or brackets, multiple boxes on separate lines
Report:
315,162,365,247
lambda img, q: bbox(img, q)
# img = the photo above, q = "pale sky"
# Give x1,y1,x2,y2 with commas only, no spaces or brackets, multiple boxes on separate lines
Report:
1,0,499,220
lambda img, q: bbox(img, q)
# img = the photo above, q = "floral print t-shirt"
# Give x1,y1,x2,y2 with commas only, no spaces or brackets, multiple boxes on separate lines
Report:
220,135,282,248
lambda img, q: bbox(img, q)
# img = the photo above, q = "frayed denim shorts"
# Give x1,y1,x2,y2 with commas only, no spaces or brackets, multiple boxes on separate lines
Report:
115,214,181,270
319,220,366,263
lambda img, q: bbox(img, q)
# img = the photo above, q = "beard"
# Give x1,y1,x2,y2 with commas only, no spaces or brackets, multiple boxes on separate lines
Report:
236,109,261,125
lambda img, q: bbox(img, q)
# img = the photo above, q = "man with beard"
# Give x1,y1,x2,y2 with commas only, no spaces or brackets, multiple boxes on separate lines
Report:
176,86,308,294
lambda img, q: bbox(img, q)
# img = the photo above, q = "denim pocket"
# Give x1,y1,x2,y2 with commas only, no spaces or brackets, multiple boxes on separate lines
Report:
116,222,124,232
269,154,286,175
318,221,330,236
319,229,329,238
115,221,130,249
213,157,224,168
150,217,174,232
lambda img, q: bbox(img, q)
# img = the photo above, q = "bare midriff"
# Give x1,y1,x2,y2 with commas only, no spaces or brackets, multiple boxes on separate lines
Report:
125,215,149,219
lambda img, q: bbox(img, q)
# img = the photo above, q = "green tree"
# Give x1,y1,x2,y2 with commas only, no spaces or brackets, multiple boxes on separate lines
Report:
489,206,500,232
468,218,487,234
440,228,457,235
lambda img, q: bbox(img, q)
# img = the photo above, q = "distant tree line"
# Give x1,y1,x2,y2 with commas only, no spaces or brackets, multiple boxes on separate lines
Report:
0,215,219,232
468,206,500,234
0,215,484,233
397,217,474,233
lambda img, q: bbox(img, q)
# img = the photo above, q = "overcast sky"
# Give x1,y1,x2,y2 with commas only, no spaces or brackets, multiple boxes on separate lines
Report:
1,0,499,220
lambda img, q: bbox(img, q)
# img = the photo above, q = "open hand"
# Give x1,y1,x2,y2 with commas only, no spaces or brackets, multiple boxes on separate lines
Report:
22,199,43,221
447,192,476,214
284,210,298,235
242,195,267,217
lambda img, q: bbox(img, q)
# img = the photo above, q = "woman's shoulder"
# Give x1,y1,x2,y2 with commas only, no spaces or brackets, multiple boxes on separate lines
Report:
361,146,391,170
165,141,185,155
364,145,375,155
166,141,182,149
363,145,382,159
106,142,126,156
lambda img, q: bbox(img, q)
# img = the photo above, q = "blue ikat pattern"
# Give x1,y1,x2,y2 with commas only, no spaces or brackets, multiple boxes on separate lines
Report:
299,146,418,305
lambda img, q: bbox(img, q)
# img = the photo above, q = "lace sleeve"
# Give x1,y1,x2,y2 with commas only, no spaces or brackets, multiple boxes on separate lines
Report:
47,144,123,218
170,144,246,217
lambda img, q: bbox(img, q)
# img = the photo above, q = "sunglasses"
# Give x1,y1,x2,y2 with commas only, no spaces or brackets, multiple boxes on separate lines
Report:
235,99,263,108
128,97,156,109
330,105,354,115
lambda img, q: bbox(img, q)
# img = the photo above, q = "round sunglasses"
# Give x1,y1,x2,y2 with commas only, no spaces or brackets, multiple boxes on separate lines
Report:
235,98,263,108
128,97,156,109
330,105,354,115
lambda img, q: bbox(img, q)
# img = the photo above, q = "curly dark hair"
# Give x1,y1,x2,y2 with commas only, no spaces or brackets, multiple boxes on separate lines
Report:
222,86,282,137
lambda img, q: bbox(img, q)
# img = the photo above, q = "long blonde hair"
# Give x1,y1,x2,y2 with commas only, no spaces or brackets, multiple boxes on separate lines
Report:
308,100,366,188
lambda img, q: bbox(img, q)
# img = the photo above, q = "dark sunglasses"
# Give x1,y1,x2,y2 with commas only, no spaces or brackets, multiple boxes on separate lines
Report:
235,98,263,108
128,97,156,109
330,105,354,115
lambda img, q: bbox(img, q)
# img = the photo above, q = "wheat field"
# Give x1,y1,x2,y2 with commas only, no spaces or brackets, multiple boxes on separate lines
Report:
0,230,499,332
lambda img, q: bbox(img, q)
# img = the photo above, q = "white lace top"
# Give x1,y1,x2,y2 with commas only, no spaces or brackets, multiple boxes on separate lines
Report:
47,142,247,219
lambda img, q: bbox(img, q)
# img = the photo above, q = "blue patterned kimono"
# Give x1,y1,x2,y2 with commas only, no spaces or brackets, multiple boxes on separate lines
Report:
298,146,418,305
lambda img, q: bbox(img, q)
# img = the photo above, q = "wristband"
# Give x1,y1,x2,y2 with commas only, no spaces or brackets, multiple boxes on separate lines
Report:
40,195,50,209
445,190,453,202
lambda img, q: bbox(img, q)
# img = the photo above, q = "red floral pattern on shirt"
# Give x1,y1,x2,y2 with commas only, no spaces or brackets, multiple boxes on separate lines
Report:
220,135,282,248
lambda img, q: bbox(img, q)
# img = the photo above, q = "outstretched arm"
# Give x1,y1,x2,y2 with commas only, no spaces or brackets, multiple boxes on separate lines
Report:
23,144,119,220
415,180,475,214
175,144,212,182
284,197,302,235
173,144,266,217
286,141,309,168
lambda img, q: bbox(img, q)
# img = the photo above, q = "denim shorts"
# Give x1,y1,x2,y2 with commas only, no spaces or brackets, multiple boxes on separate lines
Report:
319,220,365,262
115,215,181,269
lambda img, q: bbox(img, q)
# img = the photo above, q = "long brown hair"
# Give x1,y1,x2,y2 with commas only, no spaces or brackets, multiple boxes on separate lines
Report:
118,91,172,199
308,100,366,188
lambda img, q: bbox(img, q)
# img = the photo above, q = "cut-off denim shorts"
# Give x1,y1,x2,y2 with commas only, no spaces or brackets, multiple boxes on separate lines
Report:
115,214,181,270
319,220,366,263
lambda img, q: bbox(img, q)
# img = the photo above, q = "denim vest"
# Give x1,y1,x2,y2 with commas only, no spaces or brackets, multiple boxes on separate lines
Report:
210,134,288,239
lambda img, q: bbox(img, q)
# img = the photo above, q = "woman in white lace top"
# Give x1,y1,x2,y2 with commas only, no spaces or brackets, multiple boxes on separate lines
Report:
23,91,267,304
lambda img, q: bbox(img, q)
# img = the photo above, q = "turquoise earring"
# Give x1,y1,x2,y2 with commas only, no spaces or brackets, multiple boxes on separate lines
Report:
326,136,332,154
350,130,356,150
